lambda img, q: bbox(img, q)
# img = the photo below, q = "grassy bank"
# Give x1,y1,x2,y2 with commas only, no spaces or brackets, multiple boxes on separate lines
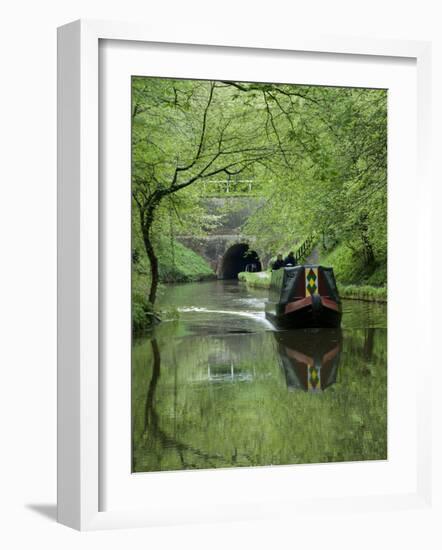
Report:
338,284,387,303
132,272,161,334
320,243,387,287
319,243,387,302
133,239,215,333
156,239,215,283
238,270,387,303
238,271,271,289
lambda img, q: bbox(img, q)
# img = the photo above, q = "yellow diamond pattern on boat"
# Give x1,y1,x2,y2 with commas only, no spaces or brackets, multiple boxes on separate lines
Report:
305,267,319,297
308,365,320,391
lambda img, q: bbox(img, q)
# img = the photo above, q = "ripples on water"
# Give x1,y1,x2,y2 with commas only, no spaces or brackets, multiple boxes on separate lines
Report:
132,280,387,472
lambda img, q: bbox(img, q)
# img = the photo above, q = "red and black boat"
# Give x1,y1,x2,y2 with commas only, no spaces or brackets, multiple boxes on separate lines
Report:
265,265,342,328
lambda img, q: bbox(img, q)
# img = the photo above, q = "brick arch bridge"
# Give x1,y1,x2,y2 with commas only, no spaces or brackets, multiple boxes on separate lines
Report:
177,233,268,279
175,195,316,280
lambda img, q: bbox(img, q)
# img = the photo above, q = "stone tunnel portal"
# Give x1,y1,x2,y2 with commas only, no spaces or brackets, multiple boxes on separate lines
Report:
219,243,262,279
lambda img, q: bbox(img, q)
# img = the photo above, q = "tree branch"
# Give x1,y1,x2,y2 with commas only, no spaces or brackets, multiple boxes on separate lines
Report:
171,82,216,186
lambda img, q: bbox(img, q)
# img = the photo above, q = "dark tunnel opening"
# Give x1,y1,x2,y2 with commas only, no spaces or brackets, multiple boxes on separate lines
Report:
219,243,262,279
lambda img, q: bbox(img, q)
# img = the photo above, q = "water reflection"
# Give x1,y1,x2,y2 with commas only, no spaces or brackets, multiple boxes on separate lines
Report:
207,354,254,383
132,281,387,472
140,339,226,471
133,331,386,472
275,329,341,392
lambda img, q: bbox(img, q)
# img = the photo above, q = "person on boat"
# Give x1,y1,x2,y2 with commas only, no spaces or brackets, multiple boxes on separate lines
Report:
272,254,285,270
284,251,297,267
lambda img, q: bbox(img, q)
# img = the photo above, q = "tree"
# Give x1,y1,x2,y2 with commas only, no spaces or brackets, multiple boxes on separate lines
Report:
132,78,281,305
132,77,388,309
223,83,387,267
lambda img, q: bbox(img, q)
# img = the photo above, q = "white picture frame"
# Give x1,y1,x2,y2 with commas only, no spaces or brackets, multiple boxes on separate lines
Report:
57,19,433,531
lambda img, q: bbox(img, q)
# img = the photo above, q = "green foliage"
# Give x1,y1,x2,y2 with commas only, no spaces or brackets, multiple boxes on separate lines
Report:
157,239,215,283
134,235,215,284
366,263,387,287
339,285,387,302
132,238,215,333
320,242,386,287
132,78,275,196
132,77,388,306
239,86,387,271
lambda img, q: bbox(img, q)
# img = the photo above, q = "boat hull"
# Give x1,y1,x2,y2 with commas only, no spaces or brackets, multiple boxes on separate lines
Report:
265,295,342,329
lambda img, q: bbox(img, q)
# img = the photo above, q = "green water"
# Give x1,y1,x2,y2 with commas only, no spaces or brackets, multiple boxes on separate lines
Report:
132,280,387,472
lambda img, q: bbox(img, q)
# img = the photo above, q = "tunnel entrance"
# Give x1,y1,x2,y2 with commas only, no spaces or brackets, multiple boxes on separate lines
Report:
219,243,262,279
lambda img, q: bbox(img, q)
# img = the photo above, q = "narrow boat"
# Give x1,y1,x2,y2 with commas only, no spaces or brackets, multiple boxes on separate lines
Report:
265,265,342,328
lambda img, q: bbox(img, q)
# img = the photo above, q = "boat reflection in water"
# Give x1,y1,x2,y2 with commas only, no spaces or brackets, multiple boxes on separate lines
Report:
274,329,342,392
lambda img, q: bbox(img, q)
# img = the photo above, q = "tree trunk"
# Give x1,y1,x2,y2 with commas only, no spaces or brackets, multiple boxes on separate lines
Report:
361,232,375,265
142,224,159,305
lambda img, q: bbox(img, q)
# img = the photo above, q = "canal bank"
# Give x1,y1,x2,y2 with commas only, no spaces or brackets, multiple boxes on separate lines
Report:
238,271,387,303
132,238,216,333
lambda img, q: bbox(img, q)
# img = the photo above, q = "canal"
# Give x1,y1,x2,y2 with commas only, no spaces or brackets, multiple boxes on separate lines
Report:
132,280,387,472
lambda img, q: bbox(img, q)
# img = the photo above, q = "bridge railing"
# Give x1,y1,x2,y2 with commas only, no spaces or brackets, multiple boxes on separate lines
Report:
202,179,260,195
295,234,317,264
